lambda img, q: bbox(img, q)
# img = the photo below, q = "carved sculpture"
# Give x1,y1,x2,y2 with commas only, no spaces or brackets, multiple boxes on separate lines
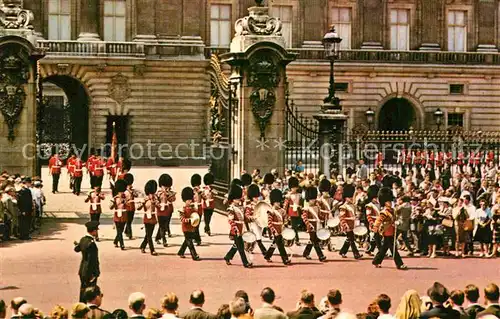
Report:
109,73,131,104
234,6,282,36
0,0,34,29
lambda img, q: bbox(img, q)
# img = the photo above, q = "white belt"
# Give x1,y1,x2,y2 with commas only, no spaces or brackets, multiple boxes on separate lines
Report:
117,209,123,218
91,203,101,210
292,204,298,211
52,166,60,168
234,221,244,224
75,169,83,171
308,219,317,222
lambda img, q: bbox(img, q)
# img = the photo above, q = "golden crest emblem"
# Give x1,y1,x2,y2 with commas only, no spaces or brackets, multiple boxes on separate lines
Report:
108,73,130,104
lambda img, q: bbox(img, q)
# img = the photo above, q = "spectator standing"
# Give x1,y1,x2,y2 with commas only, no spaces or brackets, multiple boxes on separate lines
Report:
254,288,286,319
294,160,305,173
286,290,322,319
161,293,180,319
17,178,34,240
318,290,342,319
477,283,500,318
180,290,216,319
83,286,110,319
357,160,368,181
31,180,45,229
448,290,468,319
376,294,394,319
419,282,460,319
464,284,485,319
128,292,147,319
394,290,421,319
2,186,18,239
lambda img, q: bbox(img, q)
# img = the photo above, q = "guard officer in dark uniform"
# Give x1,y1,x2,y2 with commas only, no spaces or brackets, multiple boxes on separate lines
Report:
74,221,101,302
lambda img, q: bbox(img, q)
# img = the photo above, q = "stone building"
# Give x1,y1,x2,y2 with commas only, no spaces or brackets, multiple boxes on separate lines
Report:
13,0,500,166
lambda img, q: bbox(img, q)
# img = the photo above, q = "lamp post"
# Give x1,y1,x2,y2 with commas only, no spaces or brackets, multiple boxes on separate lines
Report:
365,107,375,130
434,108,444,130
322,25,342,110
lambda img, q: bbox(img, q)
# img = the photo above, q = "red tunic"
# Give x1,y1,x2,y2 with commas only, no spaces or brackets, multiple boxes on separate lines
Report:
486,151,495,164
85,191,104,214
112,194,127,223
86,155,96,175
193,186,203,216
156,188,175,217
125,188,136,212
285,192,302,217
457,152,464,166
94,159,105,177
48,156,62,174
106,158,118,178
405,152,412,164
73,158,84,177
181,204,196,233
302,205,320,233
142,197,158,225
474,152,481,166
436,152,444,167
268,208,285,236
201,185,215,209
227,203,245,236
67,157,76,176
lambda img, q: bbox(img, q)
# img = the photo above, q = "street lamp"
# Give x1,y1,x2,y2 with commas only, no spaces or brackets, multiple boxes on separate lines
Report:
322,25,342,110
434,108,444,130
365,107,375,130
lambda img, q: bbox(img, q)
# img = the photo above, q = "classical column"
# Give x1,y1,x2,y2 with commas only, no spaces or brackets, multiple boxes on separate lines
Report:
360,0,384,49
418,0,442,50
301,0,326,48
477,0,498,52
181,0,204,42
77,0,100,41
156,0,181,40
134,0,157,42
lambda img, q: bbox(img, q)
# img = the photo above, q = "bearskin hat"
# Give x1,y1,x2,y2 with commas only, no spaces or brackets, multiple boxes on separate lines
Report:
144,180,158,195
319,179,331,193
342,183,355,199
263,173,275,185
367,185,380,201
270,189,283,205
288,176,299,189
228,184,243,201
191,174,202,187
181,187,194,202
158,173,173,187
230,178,242,187
241,173,252,186
378,187,394,205
123,173,134,186
305,186,318,201
247,184,260,199
122,158,132,171
115,179,127,193
203,173,214,186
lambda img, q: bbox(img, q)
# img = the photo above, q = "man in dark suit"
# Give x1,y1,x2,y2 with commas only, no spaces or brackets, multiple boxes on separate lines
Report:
74,221,100,302
286,290,322,319
477,283,500,318
17,178,34,240
128,292,147,319
465,284,485,319
180,290,217,319
448,290,469,319
83,286,110,319
419,282,461,319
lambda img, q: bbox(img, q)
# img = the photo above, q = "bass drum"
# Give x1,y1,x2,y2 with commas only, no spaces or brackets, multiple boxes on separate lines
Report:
353,225,368,245
253,201,273,228
327,217,341,235
242,231,257,252
282,228,296,247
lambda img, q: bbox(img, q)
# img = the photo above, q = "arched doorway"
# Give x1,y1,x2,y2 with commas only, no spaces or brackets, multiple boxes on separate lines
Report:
378,98,416,131
39,75,89,163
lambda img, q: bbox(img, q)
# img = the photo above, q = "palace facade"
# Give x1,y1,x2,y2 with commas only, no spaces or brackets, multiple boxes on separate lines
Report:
22,0,500,165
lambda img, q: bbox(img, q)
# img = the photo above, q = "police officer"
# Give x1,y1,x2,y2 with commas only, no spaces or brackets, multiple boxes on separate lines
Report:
74,221,101,302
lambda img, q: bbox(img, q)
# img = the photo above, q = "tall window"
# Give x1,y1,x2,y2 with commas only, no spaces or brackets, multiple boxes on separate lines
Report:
390,9,409,50
330,7,351,49
48,0,71,40
271,5,293,48
104,0,126,41
448,11,467,52
448,113,464,127
210,4,231,47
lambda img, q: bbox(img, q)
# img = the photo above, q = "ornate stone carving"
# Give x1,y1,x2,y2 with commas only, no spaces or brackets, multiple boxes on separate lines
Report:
250,88,276,138
108,73,131,104
0,0,34,29
235,7,282,36
0,50,29,141
247,56,279,88
57,63,70,75
134,64,146,77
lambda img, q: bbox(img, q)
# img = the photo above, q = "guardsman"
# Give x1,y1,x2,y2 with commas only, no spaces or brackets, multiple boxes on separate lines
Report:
457,151,465,173
67,152,76,192
191,174,203,245
116,158,130,181
261,173,275,202
74,220,100,302
375,151,383,169
86,149,96,189
372,187,407,270
177,187,200,260
264,189,291,265
318,178,333,228
155,173,175,246
486,149,495,167
73,155,84,196
139,180,158,256
301,186,326,262
338,184,362,260
48,153,62,194
202,173,216,236
93,154,105,189
106,156,118,182
85,186,105,239
474,151,482,175
436,151,444,175
110,179,127,250
241,173,253,205
421,150,428,168
124,173,137,240
224,184,252,268
405,149,413,172
365,185,381,256
244,184,267,256
284,176,303,246
414,149,422,172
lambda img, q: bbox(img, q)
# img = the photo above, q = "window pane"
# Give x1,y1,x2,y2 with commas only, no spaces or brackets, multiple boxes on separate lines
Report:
456,27,465,51
398,25,408,50
115,17,126,41
220,21,231,46
331,8,339,21
115,1,126,15
220,5,230,20
399,10,408,24
211,5,219,19
210,21,219,46
338,24,350,49
282,21,291,47
60,0,71,14
282,7,292,21
104,1,114,15
48,0,58,14
455,11,465,25
448,11,455,25
391,26,397,49
448,28,455,51
48,15,59,39
104,16,114,41
60,15,71,40
339,8,350,22
391,10,398,23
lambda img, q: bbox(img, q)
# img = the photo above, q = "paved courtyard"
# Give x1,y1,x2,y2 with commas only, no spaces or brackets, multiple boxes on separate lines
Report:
1,167,499,315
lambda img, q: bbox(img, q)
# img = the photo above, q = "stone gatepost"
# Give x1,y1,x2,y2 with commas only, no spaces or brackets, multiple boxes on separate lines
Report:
221,1,296,178
0,0,44,175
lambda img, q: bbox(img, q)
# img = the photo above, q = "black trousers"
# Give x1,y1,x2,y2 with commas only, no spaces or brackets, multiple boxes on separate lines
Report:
2,217,11,240
368,232,382,253
140,223,156,253
256,240,268,256
290,216,301,242
69,176,74,190
194,226,201,244
339,231,360,257
178,231,198,259
19,214,32,240
398,229,414,253
74,176,82,194
79,276,97,303
114,222,126,248
465,230,474,254
225,235,250,266
303,232,325,259
90,214,100,238
203,208,214,233
264,235,289,263
155,215,171,243
95,176,103,188
90,175,96,189
372,235,404,268
125,211,135,238
52,173,60,192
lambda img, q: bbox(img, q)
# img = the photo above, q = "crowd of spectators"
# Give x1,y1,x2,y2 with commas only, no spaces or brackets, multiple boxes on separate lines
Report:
1,282,498,319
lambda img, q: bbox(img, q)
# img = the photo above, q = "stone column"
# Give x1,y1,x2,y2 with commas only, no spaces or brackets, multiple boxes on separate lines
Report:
360,0,384,49
181,0,204,42
301,0,326,48
418,0,442,50
134,0,157,42
477,0,498,52
77,0,100,41
156,0,181,40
